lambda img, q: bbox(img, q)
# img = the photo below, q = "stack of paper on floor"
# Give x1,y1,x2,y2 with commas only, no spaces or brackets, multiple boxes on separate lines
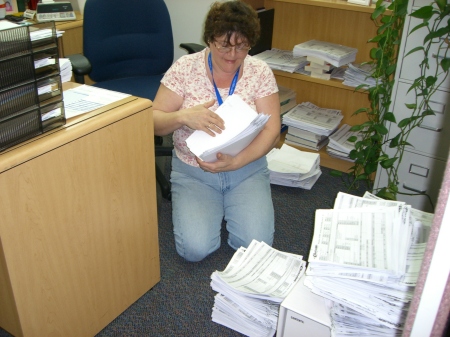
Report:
293,40,358,67
303,55,335,80
326,124,363,162
266,144,321,189
304,191,434,337
186,94,270,162
253,48,308,73
210,240,306,337
282,102,343,150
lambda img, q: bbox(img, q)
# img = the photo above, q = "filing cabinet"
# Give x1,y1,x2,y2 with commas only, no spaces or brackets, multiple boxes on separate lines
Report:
374,0,450,212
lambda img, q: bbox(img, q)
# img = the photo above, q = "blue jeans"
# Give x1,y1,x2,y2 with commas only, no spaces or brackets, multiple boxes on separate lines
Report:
170,153,275,262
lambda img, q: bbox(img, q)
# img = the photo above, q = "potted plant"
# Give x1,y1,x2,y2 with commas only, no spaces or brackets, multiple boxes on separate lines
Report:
336,0,450,205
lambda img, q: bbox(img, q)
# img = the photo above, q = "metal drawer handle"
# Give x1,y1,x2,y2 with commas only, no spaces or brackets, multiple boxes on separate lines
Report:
403,184,427,194
418,124,442,132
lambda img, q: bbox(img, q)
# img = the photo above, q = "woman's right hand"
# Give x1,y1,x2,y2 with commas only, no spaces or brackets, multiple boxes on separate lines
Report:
183,99,225,137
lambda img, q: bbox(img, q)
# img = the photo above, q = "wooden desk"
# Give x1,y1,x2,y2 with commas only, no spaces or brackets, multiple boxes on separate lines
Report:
0,83,160,337
55,11,84,57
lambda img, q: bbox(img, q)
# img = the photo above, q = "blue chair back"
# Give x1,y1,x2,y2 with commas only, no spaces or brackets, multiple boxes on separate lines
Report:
82,0,174,99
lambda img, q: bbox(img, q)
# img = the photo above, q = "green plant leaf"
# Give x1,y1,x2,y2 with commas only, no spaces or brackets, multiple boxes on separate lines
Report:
389,133,401,147
380,157,398,169
405,103,417,109
398,117,412,128
436,0,447,11
421,109,436,116
365,162,378,174
372,4,386,19
410,5,433,20
441,58,450,71
347,136,358,143
409,22,428,36
425,75,437,87
404,46,424,58
377,189,397,200
329,170,343,177
350,125,364,131
384,112,396,122
373,123,389,135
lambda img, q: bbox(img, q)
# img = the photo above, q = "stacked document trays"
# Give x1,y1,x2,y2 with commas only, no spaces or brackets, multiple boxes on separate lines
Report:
0,22,65,152
304,191,433,336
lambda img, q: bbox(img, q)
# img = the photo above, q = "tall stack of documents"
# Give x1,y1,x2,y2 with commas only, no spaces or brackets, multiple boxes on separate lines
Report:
282,102,343,150
210,240,306,337
186,95,270,162
253,48,308,73
304,191,433,336
293,40,358,67
343,63,376,88
59,58,73,83
266,144,321,189
326,124,363,162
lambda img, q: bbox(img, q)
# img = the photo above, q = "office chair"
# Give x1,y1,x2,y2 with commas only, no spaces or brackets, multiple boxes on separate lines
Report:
67,0,203,201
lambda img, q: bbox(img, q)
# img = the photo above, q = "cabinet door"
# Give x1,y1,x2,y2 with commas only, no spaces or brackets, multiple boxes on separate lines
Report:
389,81,450,160
399,15,450,91
376,150,447,212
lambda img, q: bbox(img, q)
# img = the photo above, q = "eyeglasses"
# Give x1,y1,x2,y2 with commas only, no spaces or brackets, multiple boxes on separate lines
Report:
213,41,251,54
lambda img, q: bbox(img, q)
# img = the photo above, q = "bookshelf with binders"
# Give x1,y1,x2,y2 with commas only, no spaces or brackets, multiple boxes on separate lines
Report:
0,21,66,152
264,0,380,172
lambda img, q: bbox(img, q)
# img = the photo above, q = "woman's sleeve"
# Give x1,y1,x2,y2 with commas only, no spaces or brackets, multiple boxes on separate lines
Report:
161,57,189,98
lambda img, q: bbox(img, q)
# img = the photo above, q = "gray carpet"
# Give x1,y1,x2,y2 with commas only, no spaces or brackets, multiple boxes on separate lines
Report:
0,160,366,337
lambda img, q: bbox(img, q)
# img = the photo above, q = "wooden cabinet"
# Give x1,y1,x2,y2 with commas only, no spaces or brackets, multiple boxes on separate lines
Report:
264,0,377,171
0,87,160,337
374,0,450,212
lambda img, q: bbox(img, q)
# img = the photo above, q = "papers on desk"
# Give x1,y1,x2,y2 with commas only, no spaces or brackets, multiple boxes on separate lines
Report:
304,191,433,335
266,144,322,189
62,85,131,118
210,240,306,337
186,95,270,162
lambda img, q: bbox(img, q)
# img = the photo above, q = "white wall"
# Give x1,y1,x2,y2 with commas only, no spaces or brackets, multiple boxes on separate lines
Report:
164,0,217,61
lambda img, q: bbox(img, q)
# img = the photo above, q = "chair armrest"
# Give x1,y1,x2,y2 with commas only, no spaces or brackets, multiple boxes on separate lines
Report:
66,54,92,84
179,43,206,55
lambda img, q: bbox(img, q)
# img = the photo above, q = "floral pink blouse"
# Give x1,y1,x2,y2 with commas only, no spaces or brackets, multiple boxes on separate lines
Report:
161,49,278,167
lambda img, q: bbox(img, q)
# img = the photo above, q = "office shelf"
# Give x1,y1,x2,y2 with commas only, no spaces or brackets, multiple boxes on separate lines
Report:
265,0,376,171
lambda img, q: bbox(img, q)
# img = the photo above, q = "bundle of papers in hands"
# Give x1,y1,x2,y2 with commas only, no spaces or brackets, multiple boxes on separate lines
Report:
185,95,270,162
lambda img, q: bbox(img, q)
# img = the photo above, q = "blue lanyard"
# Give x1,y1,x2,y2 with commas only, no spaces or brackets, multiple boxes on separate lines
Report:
208,52,240,106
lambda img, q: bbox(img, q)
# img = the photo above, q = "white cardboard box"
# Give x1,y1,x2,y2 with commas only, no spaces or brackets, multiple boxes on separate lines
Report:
277,275,332,337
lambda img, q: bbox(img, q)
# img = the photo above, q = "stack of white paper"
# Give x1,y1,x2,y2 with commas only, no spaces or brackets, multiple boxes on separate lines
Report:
210,240,306,337
252,48,308,73
59,58,73,83
293,40,358,67
282,102,343,150
304,191,433,336
326,124,363,162
278,85,297,115
186,95,270,162
266,144,322,189
343,63,377,88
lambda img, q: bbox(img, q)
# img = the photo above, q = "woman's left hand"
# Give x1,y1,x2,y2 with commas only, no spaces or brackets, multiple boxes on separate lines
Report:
196,153,235,173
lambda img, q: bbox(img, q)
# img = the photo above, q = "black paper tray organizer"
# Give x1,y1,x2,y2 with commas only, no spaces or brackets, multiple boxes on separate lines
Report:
0,21,66,152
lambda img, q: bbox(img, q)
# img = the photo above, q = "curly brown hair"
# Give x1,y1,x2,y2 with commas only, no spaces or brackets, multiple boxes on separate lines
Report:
203,1,260,47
